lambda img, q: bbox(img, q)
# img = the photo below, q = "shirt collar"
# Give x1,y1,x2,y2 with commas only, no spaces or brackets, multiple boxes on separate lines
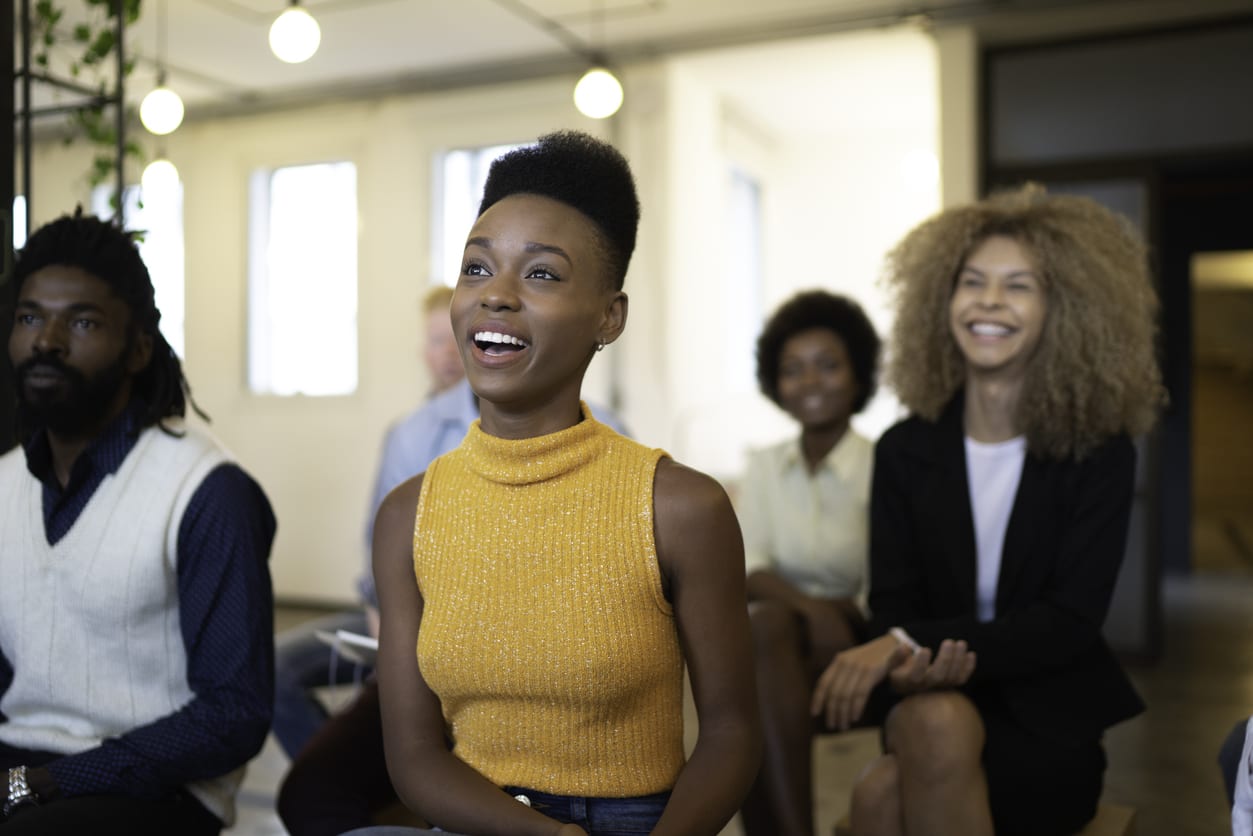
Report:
22,402,144,492
781,429,859,479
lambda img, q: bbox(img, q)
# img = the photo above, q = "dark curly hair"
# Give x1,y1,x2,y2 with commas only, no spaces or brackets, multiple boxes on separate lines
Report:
755,290,881,414
478,130,640,290
8,209,204,438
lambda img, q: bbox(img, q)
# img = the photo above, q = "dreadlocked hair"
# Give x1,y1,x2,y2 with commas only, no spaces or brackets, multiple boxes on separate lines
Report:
10,208,207,436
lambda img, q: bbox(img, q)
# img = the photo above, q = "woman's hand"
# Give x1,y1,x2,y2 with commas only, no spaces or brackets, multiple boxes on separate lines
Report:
555,824,588,835
887,639,976,695
810,634,913,731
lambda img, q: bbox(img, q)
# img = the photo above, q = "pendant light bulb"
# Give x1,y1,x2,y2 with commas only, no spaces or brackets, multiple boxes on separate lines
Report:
140,85,185,135
142,157,181,194
573,67,623,119
270,3,321,64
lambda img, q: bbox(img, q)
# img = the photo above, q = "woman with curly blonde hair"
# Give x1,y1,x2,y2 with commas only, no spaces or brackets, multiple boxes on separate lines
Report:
810,185,1165,836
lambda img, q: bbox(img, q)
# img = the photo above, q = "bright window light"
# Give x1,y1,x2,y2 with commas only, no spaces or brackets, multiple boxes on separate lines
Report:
249,161,358,396
12,196,27,250
91,184,186,358
433,143,522,288
900,148,939,192
726,167,764,390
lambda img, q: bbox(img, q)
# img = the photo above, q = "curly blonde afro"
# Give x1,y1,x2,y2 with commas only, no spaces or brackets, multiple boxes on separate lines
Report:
884,184,1166,460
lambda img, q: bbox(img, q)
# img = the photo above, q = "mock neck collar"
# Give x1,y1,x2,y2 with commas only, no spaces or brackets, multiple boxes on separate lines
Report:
461,402,606,486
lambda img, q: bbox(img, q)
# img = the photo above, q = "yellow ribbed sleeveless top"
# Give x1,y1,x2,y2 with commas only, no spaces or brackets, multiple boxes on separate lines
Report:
413,405,685,796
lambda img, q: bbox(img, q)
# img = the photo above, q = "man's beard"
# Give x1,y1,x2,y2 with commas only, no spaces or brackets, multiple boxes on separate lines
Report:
13,350,131,438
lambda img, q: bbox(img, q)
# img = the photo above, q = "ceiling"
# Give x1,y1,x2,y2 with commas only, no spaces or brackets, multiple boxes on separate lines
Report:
13,0,1253,128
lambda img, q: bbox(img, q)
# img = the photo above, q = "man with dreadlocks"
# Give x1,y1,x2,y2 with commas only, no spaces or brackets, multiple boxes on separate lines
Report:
0,211,276,835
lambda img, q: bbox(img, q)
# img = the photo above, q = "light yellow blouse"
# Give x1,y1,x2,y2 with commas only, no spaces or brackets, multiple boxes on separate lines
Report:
738,430,873,607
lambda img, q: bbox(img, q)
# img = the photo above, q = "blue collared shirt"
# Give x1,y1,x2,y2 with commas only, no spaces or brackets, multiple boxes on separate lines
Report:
0,405,276,805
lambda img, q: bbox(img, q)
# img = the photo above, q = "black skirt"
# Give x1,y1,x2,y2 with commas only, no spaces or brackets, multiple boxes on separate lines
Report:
867,686,1107,836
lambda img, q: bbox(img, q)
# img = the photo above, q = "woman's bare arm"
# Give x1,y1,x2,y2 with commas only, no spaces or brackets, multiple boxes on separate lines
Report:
650,459,763,836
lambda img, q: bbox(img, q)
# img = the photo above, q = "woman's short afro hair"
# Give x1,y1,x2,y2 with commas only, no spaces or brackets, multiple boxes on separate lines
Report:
756,290,881,414
477,130,640,290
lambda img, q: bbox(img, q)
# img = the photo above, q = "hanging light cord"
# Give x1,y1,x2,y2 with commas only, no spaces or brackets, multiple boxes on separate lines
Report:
593,0,604,60
156,0,168,85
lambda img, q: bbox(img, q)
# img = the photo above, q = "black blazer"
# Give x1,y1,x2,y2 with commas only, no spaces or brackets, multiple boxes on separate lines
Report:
868,396,1144,742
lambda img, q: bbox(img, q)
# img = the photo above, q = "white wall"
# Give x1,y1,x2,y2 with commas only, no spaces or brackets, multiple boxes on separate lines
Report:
23,27,960,601
652,29,944,483
935,25,980,208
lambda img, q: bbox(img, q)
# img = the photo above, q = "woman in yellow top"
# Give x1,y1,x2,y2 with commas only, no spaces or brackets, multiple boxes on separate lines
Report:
370,131,761,836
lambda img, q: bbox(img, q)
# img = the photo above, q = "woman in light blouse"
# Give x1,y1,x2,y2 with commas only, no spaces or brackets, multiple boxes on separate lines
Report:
738,290,881,836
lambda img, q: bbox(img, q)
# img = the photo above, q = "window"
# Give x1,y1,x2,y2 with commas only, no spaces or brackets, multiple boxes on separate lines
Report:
248,161,358,396
726,167,764,390
433,143,522,288
13,196,27,250
91,183,186,357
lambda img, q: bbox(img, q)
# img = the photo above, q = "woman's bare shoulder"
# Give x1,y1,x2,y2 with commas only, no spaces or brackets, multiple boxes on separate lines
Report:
654,457,733,521
375,472,426,536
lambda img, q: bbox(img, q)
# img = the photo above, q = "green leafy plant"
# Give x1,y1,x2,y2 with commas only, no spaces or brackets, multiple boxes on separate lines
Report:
30,0,145,210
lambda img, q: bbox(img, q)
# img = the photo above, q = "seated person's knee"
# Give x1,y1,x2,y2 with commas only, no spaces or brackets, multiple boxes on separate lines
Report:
885,691,985,771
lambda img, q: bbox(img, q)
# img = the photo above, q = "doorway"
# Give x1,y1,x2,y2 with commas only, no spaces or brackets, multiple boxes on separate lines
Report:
1190,249,1253,574
1159,161,1253,576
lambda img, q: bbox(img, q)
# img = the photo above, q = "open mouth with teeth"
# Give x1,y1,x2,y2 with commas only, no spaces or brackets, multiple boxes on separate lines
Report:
968,322,1014,337
473,330,531,356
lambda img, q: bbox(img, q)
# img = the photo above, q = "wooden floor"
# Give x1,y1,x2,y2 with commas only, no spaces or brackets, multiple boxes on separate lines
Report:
1101,571,1252,836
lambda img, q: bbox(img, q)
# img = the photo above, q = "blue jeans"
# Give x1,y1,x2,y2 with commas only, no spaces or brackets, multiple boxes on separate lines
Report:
505,787,669,835
337,788,669,836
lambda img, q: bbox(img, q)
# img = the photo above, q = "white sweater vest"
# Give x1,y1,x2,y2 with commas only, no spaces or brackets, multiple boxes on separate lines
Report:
0,423,245,824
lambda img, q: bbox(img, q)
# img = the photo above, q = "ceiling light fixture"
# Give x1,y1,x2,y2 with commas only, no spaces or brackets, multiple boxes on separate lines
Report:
270,0,322,64
140,0,184,135
140,82,184,135
572,1,622,120
574,65,623,119
142,156,180,194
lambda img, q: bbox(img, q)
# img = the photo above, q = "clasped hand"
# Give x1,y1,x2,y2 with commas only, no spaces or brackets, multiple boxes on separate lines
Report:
810,634,976,731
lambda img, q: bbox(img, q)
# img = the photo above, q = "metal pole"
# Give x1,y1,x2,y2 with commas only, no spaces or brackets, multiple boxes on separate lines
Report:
20,0,32,236
3,0,15,252
115,0,126,227
2,0,18,451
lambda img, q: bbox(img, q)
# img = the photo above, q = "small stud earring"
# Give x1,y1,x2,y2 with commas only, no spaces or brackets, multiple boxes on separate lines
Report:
595,339,606,352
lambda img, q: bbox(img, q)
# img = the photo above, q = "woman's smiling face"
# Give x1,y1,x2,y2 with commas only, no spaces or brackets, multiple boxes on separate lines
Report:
949,234,1048,382
776,327,858,434
451,193,625,427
